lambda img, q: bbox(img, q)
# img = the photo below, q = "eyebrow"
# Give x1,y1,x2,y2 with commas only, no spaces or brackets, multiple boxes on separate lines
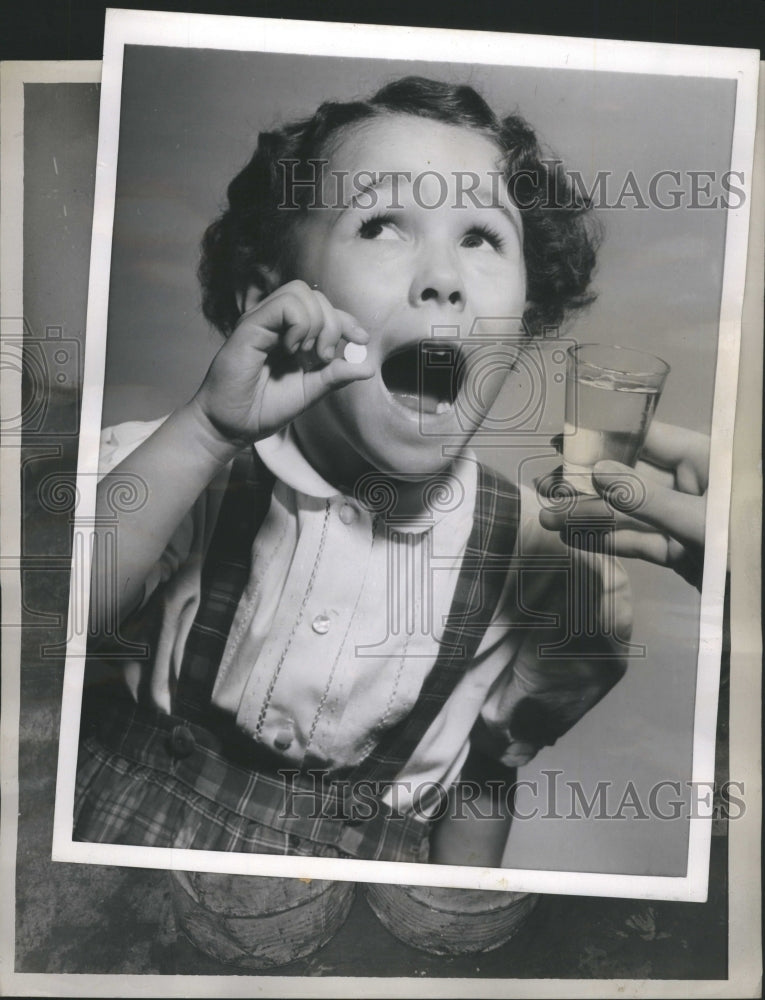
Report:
346,171,406,211
465,180,522,215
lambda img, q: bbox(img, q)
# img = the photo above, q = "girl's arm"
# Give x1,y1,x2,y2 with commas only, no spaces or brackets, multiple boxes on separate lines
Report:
91,280,372,628
92,401,242,625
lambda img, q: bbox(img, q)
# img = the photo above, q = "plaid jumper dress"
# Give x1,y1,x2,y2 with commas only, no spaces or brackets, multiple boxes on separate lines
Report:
75,447,520,863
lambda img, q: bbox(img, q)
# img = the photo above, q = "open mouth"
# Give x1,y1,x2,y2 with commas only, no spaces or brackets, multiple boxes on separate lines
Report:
381,341,466,416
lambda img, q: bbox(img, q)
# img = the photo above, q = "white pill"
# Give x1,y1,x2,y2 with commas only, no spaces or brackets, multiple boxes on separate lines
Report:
343,342,368,365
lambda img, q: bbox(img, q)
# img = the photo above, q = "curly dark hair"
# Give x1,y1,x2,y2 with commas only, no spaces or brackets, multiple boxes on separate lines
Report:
199,76,600,337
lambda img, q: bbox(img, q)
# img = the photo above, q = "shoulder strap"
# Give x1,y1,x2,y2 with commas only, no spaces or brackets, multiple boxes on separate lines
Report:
346,463,521,789
173,446,275,723
172,453,520,785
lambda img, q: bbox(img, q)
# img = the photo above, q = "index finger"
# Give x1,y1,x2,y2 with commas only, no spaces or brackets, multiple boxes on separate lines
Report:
307,291,364,362
641,421,710,472
312,291,369,344
593,461,707,549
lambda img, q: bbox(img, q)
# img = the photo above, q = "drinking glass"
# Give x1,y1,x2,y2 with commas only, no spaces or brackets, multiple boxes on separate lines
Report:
563,344,670,495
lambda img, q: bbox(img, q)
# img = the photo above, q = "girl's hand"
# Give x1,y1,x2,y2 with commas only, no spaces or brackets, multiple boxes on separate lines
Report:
191,280,374,446
537,421,710,589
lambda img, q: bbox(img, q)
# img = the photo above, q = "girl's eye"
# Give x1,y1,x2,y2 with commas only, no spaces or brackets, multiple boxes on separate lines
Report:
358,214,398,240
460,226,505,251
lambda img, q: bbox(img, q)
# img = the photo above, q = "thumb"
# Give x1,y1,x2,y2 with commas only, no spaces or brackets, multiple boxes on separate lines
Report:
300,356,375,409
592,460,706,549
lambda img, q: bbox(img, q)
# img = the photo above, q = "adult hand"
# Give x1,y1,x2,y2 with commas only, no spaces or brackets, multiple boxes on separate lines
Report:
538,421,710,589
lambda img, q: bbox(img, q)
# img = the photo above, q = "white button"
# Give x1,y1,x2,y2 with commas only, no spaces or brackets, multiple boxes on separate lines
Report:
312,614,331,635
339,504,357,525
274,727,294,751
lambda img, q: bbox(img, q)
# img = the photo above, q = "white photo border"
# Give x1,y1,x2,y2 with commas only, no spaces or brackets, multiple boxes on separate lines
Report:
49,10,760,900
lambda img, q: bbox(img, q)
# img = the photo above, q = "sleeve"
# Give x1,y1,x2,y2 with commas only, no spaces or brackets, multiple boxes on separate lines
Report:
98,418,197,606
475,489,634,768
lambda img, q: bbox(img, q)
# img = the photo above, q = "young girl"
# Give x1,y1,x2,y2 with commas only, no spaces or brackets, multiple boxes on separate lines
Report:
75,77,632,875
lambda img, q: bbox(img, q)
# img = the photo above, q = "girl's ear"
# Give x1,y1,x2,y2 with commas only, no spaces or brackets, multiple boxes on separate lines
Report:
238,285,264,314
236,268,281,314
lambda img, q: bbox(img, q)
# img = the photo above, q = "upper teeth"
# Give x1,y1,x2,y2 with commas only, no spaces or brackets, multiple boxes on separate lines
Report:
435,401,452,415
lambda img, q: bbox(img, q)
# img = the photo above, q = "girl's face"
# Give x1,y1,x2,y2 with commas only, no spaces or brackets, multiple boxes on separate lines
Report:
290,113,528,488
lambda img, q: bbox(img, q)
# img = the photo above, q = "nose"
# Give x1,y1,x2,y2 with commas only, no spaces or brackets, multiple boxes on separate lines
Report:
408,243,465,310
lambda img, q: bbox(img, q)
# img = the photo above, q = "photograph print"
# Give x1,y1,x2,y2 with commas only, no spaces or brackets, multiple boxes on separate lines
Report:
51,10,758,924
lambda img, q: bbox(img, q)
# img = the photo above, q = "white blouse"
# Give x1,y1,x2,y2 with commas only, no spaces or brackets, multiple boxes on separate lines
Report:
97,419,633,813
